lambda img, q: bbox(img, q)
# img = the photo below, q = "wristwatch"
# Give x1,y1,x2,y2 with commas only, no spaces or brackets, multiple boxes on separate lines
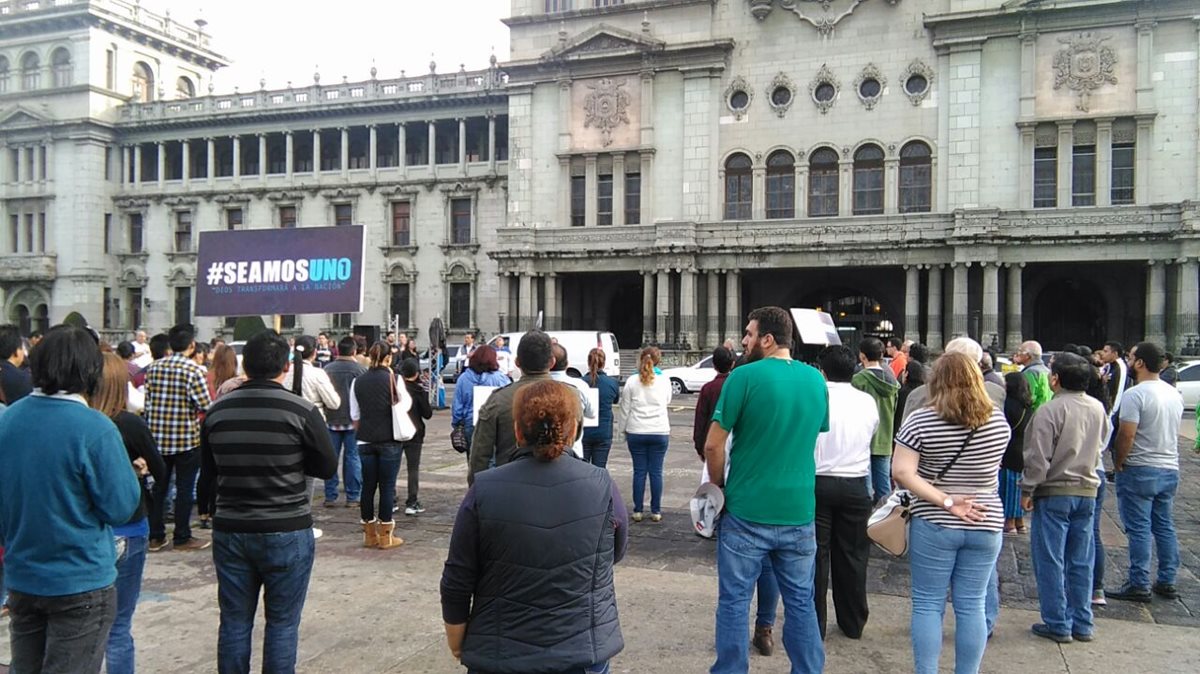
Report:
942,496,954,509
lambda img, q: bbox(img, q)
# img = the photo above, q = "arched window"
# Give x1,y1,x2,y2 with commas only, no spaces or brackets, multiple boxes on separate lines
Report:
765,150,795,219
33,304,49,336
131,62,154,103
20,52,40,90
723,153,752,220
0,56,10,93
852,144,885,215
899,141,933,213
15,304,31,337
51,47,71,87
808,147,839,217
176,76,195,99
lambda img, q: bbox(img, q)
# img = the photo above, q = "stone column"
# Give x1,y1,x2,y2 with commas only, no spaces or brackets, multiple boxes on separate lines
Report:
1018,124,1036,208
367,125,378,177
497,273,511,332
1056,121,1073,208
285,131,294,179
584,154,598,227
518,273,533,330
487,114,497,171
232,136,241,180
340,127,349,177
427,120,436,167
311,130,321,174
884,156,900,215
133,144,142,184
751,163,766,221
1145,260,1166,346
206,137,215,185
725,270,742,344
1019,32,1037,119
904,265,920,343
982,262,999,350
795,163,808,218
181,140,191,186
951,263,969,338
544,273,558,331
398,123,407,173
559,157,572,226
656,269,671,345
642,270,655,346
707,270,721,349
680,268,697,349
1096,118,1114,207
926,265,943,348
258,134,267,179
838,156,853,216
1178,259,1198,351
1006,263,1024,351
1136,20,1155,112
640,150,654,225
156,141,165,188
1135,117,1153,205
612,153,626,227
120,146,129,186
458,117,467,170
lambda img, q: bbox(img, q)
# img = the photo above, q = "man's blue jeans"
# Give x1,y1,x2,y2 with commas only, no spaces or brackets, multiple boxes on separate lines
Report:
213,529,316,674
325,429,362,503
868,455,892,503
106,533,149,674
626,433,669,515
712,513,823,674
1030,495,1095,637
1115,465,1180,588
909,516,1001,674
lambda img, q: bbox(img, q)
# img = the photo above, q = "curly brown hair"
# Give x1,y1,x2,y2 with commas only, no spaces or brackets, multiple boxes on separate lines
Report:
512,380,580,461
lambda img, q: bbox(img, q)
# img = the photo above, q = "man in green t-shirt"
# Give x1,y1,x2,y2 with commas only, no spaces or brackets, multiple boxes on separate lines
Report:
704,306,829,674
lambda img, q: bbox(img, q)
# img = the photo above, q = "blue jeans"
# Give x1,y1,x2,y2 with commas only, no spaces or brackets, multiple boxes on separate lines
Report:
106,533,148,674
626,433,669,514
213,529,316,674
909,516,1001,674
1093,469,1106,591
469,664,608,674
985,563,999,635
868,455,892,503
325,429,362,502
1115,465,1180,588
756,557,780,628
8,586,116,674
712,514,823,674
582,436,612,469
359,442,403,523
1030,496,1095,636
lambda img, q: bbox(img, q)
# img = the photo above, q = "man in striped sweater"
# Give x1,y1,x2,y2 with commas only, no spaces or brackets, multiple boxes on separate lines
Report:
200,330,337,674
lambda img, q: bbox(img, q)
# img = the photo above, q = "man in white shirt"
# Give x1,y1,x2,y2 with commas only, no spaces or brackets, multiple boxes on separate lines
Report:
814,345,879,640
493,335,515,379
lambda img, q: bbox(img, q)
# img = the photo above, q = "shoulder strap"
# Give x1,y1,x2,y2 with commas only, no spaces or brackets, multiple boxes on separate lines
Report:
935,426,979,483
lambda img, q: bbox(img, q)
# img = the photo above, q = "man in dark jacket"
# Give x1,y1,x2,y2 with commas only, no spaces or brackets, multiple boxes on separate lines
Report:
693,346,735,459
0,324,32,403
200,330,336,674
468,330,568,485
399,358,433,516
322,336,366,507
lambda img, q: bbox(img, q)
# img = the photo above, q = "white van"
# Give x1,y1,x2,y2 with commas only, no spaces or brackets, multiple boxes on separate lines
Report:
487,330,622,381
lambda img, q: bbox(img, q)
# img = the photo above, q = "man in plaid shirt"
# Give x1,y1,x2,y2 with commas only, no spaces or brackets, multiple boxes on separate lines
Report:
145,324,212,551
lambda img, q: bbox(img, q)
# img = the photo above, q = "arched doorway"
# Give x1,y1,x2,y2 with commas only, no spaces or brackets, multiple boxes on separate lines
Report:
797,289,896,349
1034,278,1107,349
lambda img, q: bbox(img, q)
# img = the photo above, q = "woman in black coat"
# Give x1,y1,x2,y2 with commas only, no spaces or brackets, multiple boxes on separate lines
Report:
1000,372,1034,534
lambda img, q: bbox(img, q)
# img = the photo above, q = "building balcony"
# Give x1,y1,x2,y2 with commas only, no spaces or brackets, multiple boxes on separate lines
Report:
0,253,55,282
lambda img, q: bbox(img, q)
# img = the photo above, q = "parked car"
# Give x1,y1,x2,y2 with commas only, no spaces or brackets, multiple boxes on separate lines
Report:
660,353,741,395
485,331,621,381
1175,361,1200,410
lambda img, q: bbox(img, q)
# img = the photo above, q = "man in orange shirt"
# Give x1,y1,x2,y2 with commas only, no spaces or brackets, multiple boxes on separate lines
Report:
885,337,908,380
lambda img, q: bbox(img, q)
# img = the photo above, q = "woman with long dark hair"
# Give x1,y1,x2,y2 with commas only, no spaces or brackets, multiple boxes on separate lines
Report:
284,335,341,418
92,353,166,674
207,344,239,402
1001,372,1034,535
893,353,1010,674
350,341,406,549
450,344,510,456
582,348,620,469
616,346,672,522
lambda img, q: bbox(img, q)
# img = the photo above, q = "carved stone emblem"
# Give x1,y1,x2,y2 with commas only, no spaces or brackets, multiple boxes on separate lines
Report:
582,78,631,147
765,0,900,36
1053,32,1117,112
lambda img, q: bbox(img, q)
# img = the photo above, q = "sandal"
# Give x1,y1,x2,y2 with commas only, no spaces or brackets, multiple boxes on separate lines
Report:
1016,526,1028,535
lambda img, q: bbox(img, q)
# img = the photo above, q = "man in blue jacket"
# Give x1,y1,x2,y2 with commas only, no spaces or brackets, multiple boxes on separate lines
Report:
0,326,142,674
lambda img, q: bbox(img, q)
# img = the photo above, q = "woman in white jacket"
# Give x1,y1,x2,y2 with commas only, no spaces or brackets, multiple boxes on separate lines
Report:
616,346,672,522
283,335,341,419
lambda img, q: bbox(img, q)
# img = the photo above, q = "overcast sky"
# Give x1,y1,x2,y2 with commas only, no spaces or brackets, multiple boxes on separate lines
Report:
145,0,511,93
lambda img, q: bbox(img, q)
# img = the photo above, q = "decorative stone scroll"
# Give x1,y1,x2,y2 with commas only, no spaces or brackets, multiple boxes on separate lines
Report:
1052,32,1118,113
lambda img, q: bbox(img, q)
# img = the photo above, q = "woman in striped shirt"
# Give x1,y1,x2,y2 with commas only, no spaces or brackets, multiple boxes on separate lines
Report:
893,352,1010,674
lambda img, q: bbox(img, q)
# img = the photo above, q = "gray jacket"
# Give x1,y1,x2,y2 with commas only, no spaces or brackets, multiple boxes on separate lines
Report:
900,381,1007,425
1021,390,1109,499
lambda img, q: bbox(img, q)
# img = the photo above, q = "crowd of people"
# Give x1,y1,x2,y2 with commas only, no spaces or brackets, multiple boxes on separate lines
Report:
0,310,1190,673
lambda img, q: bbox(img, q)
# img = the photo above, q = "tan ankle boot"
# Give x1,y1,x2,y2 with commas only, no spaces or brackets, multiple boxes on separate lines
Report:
361,520,379,548
376,521,404,549
752,624,774,656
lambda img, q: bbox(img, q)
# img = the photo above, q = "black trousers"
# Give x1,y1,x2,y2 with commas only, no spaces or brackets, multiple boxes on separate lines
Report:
814,475,873,640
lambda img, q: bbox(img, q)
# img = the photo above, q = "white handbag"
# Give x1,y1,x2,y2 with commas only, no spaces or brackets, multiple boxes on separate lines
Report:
389,375,417,442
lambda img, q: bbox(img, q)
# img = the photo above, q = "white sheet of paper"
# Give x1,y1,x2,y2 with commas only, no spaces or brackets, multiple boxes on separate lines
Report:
583,388,599,427
472,386,498,426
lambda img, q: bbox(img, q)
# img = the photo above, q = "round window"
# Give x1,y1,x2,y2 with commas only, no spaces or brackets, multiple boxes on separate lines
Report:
904,74,928,96
813,82,836,103
858,78,881,99
729,90,750,110
771,86,792,107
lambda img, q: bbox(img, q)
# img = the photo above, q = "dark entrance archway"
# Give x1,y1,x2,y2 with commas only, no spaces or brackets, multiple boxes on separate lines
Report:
796,288,897,350
560,271,643,349
1033,277,1108,349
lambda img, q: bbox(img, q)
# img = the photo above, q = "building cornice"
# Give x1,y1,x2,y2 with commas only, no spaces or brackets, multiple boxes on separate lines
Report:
502,0,717,27
926,0,1199,44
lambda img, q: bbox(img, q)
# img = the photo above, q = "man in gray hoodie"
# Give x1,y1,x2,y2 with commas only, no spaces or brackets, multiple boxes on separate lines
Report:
1021,352,1110,644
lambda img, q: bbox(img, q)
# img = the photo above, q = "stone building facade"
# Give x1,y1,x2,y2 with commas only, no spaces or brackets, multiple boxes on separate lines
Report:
498,0,1200,355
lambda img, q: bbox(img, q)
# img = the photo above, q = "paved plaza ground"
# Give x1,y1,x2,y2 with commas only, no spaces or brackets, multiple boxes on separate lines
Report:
2,387,1199,673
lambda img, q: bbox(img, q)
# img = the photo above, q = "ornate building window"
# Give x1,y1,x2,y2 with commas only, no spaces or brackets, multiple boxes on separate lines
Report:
390,282,411,328
1072,144,1096,207
392,201,411,245
450,197,473,244
1111,143,1135,205
624,155,641,225
723,153,752,220
334,203,353,226
225,208,244,231
51,47,71,87
854,64,885,110
174,211,193,252
765,150,795,219
174,286,192,326
809,65,839,115
132,62,154,102
1033,147,1057,208
128,213,144,253
278,205,297,228
449,282,472,330
0,56,9,93
20,52,39,90
597,155,614,226
725,75,752,119
899,141,932,214
767,73,795,117
128,288,143,330
900,59,934,106
852,145,885,215
808,148,839,218
176,76,195,99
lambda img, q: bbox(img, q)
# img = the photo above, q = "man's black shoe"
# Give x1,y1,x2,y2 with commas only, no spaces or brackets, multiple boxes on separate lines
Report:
1152,582,1179,600
1107,585,1152,603
1072,632,1094,643
1031,623,1073,643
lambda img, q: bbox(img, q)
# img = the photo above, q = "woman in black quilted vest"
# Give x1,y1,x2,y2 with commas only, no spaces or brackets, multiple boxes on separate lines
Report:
440,380,629,674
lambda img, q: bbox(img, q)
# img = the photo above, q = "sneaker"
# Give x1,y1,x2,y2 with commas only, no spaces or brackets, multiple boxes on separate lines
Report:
413,501,426,514
1152,582,1179,600
1091,589,1107,606
1031,623,1073,643
346,500,360,508
404,505,419,516
199,517,212,530
649,513,663,523
323,499,339,508
1072,631,1094,643
172,537,211,552
148,538,170,552
631,512,644,523
1107,584,1152,603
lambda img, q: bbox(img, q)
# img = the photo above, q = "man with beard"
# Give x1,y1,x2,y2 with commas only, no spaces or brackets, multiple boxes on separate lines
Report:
705,307,829,673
